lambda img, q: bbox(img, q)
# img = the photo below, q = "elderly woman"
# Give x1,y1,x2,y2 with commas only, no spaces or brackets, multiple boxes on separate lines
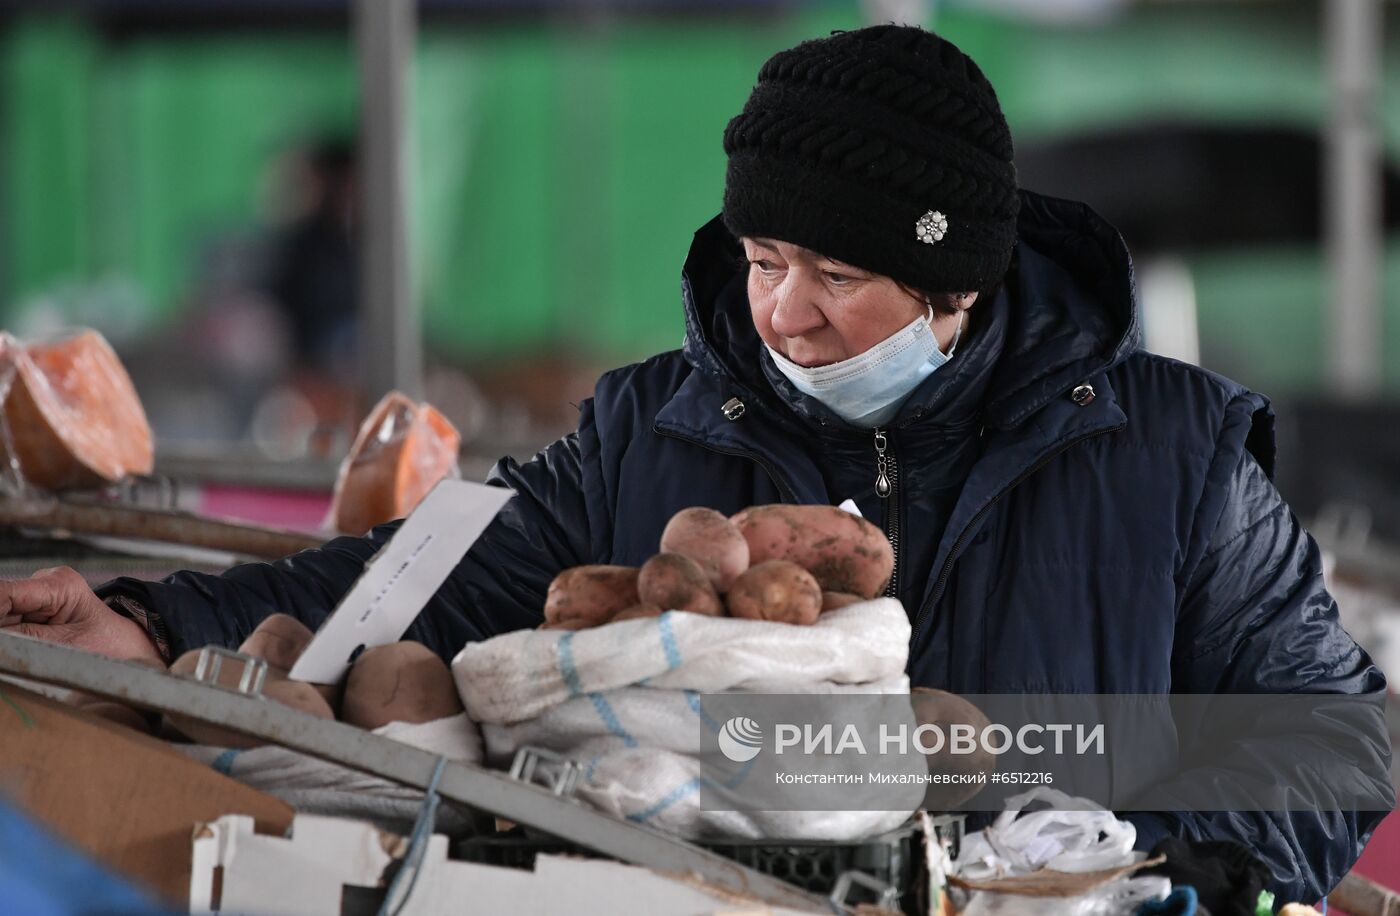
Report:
2,25,1388,902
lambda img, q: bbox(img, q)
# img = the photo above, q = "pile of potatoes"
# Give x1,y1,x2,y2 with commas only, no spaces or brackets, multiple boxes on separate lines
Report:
542,504,894,630
70,615,464,747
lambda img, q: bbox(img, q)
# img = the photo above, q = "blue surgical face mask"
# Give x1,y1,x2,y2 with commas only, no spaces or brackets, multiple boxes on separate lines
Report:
765,304,964,429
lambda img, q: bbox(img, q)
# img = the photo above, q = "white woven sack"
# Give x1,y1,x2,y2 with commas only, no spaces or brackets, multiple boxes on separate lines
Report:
476,679,908,762
453,598,911,725
453,598,921,840
574,746,919,841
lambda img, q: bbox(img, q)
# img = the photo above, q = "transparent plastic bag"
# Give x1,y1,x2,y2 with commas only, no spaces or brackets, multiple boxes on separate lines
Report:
0,328,153,493
328,390,461,534
956,787,1139,879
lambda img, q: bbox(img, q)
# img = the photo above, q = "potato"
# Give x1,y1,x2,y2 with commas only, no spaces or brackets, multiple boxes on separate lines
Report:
821,591,864,612
239,614,316,674
660,507,750,592
638,553,724,616
910,688,994,808
263,678,336,720
343,641,462,730
162,701,254,747
543,565,641,629
731,505,893,599
610,602,665,623
166,649,333,747
725,560,822,625
80,702,154,734
68,656,163,734
239,614,339,708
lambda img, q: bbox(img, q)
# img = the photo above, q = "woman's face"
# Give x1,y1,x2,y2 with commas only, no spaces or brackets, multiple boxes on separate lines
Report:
742,237,975,368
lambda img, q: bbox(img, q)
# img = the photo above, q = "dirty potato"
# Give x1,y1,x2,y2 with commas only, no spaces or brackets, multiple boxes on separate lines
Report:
725,560,822,625
165,649,333,747
342,641,462,730
543,565,641,630
80,702,154,733
610,602,665,623
237,614,339,708
821,591,865,612
163,652,243,745
910,687,994,808
238,614,316,674
731,505,893,599
68,656,165,734
262,678,337,720
659,507,750,592
638,553,724,616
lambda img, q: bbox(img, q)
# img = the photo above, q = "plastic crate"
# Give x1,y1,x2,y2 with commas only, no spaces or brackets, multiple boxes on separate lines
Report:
703,829,915,898
453,814,964,912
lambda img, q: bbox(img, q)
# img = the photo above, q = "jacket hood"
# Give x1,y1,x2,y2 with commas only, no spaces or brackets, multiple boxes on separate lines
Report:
679,189,1141,431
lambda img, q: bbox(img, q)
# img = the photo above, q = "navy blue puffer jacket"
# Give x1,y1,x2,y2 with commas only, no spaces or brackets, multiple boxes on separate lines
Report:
101,191,1392,902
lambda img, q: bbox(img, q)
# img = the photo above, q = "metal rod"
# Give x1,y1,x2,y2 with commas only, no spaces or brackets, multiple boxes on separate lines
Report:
0,634,827,912
1324,0,1384,398
0,497,324,559
355,0,422,402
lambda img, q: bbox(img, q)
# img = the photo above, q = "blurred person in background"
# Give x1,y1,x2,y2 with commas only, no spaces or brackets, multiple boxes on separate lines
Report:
265,137,359,388
121,136,363,456
1,24,1390,902
256,136,363,457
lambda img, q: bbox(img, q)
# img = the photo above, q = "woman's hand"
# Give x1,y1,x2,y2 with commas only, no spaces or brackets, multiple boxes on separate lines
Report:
0,566,163,665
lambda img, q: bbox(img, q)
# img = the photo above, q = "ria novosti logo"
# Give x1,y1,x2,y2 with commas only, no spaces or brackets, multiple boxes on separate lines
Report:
718,717,764,762
714,717,1105,760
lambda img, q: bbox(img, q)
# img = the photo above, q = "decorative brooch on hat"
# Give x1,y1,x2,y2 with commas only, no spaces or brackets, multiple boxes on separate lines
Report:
915,210,948,244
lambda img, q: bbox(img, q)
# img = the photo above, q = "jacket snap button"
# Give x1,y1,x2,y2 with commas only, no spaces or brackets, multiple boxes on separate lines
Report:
722,397,746,421
1071,383,1096,406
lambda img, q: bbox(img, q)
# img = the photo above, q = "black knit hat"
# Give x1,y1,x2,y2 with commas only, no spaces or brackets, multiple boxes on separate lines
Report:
722,25,1018,294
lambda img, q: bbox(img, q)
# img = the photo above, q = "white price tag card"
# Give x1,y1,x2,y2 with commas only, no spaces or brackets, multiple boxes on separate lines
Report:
289,479,513,684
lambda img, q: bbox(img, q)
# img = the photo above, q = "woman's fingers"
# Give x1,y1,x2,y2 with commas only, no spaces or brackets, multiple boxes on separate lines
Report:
0,573,68,624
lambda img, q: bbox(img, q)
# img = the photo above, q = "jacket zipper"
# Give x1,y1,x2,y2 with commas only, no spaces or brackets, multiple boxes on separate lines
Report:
874,428,901,599
909,423,1125,644
653,427,799,503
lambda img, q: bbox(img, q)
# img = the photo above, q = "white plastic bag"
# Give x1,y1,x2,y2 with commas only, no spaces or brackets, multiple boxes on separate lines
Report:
955,787,1139,879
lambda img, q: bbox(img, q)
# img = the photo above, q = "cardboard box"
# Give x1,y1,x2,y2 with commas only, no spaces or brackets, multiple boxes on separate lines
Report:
191,814,400,915
0,683,293,903
194,813,824,916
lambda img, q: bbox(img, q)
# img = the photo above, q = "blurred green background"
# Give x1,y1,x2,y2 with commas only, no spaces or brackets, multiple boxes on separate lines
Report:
5,2,1399,396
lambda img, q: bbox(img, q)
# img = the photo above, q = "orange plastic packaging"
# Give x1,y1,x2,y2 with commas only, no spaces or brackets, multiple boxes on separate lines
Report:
329,390,461,535
0,329,154,492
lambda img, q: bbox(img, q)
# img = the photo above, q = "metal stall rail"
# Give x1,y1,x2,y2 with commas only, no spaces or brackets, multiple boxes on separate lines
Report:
0,633,832,913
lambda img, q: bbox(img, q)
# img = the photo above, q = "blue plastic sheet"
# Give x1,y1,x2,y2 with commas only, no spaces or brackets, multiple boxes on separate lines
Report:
0,797,171,916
